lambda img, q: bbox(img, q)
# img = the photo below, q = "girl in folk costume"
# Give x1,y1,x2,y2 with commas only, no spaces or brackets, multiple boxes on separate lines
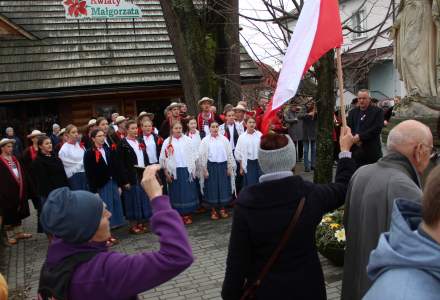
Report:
197,97,217,138
219,109,240,153
199,122,236,220
139,119,167,195
0,138,31,245
221,109,243,195
234,117,263,189
186,118,202,151
59,124,88,190
186,117,204,212
84,129,126,245
118,120,152,234
159,122,198,225
31,135,69,238
139,120,163,165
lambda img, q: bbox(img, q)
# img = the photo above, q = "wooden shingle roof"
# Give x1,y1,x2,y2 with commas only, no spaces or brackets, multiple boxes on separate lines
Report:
0,0,261,94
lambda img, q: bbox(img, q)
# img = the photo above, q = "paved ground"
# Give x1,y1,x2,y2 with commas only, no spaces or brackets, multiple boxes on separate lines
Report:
2,166,343,300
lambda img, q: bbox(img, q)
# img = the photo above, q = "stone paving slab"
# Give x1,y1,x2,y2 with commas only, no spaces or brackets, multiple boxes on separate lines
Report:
2,168,343,300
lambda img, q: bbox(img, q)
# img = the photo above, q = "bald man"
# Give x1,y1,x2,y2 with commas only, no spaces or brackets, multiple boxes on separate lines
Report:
341,120,434,300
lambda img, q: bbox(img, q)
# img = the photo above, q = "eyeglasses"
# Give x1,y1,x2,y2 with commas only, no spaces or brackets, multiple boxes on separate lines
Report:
421,143,438,159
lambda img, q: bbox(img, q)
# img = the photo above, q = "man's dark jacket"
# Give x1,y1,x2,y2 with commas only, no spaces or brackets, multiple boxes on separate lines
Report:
348,105,384,167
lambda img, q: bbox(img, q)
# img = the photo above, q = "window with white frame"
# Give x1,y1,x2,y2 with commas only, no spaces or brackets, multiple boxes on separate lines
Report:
352,10,366,39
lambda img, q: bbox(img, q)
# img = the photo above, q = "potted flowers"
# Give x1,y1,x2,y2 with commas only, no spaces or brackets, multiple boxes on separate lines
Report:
316,208,346,266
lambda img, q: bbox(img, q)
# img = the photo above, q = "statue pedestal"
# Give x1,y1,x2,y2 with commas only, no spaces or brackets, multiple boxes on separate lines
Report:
382,97,439,147
395,96,440,118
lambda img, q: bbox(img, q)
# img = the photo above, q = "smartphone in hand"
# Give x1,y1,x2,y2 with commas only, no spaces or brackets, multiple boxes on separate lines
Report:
134,165,163,186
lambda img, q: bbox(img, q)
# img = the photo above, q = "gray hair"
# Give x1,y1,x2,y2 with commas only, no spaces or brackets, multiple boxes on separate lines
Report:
53,123,60,129
357,89,370,97
5,127,13,133
387,120,431,151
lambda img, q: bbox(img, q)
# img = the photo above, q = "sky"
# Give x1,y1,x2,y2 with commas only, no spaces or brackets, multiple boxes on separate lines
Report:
239,0,295,70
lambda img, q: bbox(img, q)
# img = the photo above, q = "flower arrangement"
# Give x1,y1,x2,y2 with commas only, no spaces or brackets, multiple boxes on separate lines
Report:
316,208,345,266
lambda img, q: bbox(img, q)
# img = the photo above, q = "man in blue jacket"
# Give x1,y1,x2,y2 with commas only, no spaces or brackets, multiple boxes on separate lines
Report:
364,165,440,300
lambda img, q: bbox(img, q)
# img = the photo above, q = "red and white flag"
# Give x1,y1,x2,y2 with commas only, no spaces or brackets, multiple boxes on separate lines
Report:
262,0,343,133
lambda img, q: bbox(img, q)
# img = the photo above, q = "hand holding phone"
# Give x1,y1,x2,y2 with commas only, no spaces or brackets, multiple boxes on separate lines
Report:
140,164,163,201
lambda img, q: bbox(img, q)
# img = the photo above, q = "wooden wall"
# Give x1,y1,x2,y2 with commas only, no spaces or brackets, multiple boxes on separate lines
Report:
57,87,183,127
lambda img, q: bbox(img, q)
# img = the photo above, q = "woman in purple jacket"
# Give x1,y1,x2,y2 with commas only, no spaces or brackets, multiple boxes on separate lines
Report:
38,165,194,300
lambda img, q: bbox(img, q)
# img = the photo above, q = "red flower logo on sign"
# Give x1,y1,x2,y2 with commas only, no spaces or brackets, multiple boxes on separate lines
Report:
64,0,87,17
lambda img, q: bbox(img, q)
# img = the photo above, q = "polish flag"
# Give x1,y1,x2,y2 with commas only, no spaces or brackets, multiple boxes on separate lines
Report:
262,0,343,134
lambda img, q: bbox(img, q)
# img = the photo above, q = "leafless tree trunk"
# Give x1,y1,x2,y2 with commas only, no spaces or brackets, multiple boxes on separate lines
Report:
159,0,242,114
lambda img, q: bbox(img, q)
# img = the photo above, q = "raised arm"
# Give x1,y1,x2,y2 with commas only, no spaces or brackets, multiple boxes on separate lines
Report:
311,127,356,216
100,165,194,298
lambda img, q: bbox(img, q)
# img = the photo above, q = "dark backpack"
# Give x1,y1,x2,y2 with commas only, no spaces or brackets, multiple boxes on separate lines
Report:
38,251,99,300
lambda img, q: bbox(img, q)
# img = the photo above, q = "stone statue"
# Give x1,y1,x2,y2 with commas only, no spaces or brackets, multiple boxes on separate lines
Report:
391,0,438,100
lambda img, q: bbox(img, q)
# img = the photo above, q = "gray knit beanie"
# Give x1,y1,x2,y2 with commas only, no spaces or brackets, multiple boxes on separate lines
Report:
258,135,296,174
41,187,104,244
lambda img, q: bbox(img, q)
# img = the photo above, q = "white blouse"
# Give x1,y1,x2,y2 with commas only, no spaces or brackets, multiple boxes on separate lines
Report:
187,131,202,152
235,130,262,173
235,120,246,135
143,134,158,164
98,147,107,164
126,138,145,167
208,135,228,163
59,142,85,178
170,136,187,168
236,131,262,160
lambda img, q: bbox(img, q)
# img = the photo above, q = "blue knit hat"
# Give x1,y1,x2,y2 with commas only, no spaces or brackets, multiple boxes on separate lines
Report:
41,187,104,244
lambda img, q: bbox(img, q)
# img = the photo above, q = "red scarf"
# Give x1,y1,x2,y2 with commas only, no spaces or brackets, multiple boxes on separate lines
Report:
116,131,125,139
165,134,181,158
197,112,215,131
94,147,103,163
0,155,25,199
30,146,37,161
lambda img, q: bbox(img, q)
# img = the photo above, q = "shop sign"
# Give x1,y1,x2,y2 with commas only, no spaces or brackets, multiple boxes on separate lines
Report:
63,0,142,19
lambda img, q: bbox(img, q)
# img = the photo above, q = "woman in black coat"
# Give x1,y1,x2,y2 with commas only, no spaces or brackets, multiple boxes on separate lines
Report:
0,138,31,245
221,130,356,300
117,120,152,234
84,129,127,244
31,136,69,204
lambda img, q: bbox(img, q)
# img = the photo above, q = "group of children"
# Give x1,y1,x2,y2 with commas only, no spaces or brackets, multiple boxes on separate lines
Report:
11,97,264,246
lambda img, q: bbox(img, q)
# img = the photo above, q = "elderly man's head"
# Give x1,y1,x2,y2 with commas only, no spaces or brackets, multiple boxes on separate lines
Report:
357,89,371,111
53,123,60,134
111,113,119,122
387,120,434,174
5,127,14,137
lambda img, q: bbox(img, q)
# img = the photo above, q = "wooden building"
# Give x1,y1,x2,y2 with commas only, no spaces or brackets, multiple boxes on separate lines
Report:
0,0,261,138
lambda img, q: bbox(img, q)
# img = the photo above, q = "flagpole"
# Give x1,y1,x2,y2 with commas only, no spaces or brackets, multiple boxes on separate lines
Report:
336,47,347,128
